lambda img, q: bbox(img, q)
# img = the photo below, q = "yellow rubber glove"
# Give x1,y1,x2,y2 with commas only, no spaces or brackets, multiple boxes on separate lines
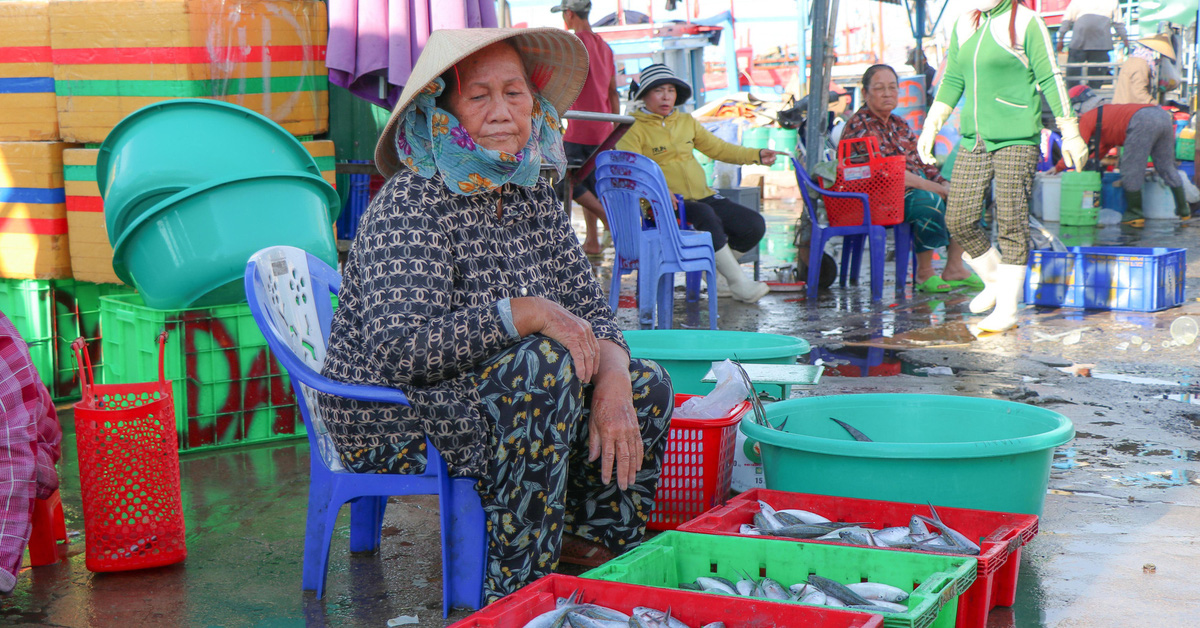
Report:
1058,117,1090,171
918,101,954,165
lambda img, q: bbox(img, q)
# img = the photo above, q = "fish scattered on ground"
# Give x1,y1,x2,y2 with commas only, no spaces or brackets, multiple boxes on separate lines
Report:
742,500,981,556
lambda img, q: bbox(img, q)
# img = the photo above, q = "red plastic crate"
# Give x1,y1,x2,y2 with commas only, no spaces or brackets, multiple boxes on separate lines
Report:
449,573,885,628
677,488,1038,628
650,394,751,531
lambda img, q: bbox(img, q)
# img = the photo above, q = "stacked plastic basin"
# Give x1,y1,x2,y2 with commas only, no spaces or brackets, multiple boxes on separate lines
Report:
97,98,340,310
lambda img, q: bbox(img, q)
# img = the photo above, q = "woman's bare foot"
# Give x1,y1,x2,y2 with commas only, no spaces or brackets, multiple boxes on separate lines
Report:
582,237,602,256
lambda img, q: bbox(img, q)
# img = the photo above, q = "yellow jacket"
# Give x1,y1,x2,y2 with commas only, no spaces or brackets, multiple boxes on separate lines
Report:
615,108,763,200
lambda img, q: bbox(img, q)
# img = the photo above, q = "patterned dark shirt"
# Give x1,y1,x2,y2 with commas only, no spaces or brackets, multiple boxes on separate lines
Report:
318,167,627,477
842,106,947,184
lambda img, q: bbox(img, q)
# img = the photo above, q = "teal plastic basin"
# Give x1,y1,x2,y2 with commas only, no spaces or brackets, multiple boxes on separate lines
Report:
741,394,1075,516
111,171,340,310
97,99,324,242
623,330,810,395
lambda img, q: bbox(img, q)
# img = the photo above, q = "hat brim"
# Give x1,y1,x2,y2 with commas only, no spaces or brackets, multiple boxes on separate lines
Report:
373,28,589,179
1139,36,1176,60
635,77,692,106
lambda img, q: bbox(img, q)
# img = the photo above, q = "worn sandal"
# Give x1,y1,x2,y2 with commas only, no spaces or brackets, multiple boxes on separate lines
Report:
914,276,952,293
559,534,616,568
945,274,984,290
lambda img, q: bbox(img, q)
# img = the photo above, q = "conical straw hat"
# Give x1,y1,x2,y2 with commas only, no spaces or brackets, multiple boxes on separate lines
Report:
1138,33,1176,61
374,27,589,179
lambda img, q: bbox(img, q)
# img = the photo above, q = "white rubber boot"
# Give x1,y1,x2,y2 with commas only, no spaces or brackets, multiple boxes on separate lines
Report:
975,264,1027,333
705,273,732,298
714,245,770,303
961,248,1002,314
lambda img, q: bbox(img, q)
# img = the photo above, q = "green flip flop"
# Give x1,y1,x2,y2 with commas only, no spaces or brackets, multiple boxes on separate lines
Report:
945,274,984,290
914,276,952,293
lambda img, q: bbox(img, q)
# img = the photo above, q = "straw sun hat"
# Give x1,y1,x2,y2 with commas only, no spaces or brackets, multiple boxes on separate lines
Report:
1138,33,1176,61
374,27,589,179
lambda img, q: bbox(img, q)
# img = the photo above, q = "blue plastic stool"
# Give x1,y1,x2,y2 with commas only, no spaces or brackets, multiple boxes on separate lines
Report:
244,246,486,616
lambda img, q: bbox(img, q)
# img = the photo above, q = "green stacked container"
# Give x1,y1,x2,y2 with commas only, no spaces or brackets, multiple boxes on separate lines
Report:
768,127,798,171
1059,171,1101,226
1176,136,1194,161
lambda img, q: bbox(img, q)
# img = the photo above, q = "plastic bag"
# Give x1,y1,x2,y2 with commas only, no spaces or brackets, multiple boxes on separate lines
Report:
1180,170,1200,203
1098,208,1122,225
675,359,751,419
1029,216,1068,252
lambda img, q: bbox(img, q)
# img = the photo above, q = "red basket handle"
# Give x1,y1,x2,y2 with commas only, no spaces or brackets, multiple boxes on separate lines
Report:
155,331,168,385
70,337,95,399
837,136,881,168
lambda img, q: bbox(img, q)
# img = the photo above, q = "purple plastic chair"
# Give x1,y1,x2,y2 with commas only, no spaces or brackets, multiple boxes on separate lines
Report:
244,246,485,615
792,157,915,301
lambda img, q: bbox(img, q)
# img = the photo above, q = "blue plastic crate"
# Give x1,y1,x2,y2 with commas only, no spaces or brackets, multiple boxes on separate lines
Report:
335,159,371,241
1025,246,1187,312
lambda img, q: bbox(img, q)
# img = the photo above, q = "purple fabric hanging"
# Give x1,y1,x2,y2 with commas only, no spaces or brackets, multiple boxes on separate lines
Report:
327,0,498,109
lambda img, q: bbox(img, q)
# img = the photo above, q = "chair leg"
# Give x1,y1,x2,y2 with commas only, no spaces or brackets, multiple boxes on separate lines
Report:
684,271,701,303
656,273,675,329
608,263,623,315
302,481,340,598
636,263,657,328
706,268,719,330
849,236,865,285
349,496,386,553
869,229,886,300
807,235,826,300
441,478,488,616
893,223,913,295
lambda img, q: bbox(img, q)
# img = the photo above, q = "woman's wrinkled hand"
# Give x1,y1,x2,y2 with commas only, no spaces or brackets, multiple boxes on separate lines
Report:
588,376,643,490
511,297,600,383
759,149,791,167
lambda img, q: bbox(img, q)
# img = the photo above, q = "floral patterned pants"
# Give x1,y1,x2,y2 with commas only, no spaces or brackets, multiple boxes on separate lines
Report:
343,335,673,603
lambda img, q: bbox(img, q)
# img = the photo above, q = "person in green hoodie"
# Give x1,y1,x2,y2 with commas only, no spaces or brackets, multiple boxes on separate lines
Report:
917,0,1088,333
615,64,789,304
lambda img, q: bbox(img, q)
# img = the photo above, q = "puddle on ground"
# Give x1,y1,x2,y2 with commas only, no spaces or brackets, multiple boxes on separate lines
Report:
810,347,905,377
841,321,976,349
1110,440,1200,461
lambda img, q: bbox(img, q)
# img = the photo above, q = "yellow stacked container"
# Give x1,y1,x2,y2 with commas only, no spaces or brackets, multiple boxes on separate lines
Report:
0,0,59,140
49,0,329,143
1,142,79,279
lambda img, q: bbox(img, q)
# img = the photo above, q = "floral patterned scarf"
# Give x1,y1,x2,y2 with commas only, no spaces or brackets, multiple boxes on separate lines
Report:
394,77,566,196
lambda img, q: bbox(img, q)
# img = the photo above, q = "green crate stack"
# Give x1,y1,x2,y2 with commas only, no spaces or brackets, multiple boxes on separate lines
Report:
583,531,977,628
1176,137,1194,162
99,293,306,454
0,278,135,401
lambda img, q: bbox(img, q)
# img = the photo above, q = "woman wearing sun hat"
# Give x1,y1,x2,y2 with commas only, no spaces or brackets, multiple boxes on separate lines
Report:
1114,33,1176,105
316,27,674,601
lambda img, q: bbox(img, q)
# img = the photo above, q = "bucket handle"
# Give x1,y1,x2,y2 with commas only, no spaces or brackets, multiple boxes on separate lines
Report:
70,337,96,399
154,330,168,385
837,136,882,168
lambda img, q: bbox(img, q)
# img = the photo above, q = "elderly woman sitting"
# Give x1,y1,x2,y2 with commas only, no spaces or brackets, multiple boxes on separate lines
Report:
841,64,978,293
316,28,674,603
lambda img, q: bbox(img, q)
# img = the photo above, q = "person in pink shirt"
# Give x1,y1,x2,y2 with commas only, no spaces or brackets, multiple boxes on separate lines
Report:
0,311,62,595
553,0,620,255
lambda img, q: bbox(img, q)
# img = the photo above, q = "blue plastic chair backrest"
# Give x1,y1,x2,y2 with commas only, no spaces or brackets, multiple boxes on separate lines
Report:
791,158,826,226
245,245,347,471
596,151,691,259
594,172,655,271
596,175,688,267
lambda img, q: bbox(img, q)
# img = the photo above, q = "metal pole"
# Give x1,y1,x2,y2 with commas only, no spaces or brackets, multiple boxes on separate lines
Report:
915,0,926,63
798,0,808,100
805,0,829,173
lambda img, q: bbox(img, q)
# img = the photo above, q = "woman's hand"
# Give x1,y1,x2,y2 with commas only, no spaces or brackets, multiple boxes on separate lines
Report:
588,340,642,490
759,149,791,167
511,297,600,383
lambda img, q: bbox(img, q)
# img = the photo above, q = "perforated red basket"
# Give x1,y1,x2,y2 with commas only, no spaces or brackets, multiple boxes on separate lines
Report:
71,333,187,572
648,394,751,531
823,136,906,227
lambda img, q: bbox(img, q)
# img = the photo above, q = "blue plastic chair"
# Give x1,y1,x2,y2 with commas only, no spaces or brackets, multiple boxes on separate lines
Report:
792,157,914,301
243,246,485,615
595,151,718,329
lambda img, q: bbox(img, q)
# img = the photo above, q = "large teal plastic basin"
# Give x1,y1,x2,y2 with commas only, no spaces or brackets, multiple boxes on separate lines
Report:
623,330,809,395
111,171,340,310
741,394,1075,516
98,99,325,242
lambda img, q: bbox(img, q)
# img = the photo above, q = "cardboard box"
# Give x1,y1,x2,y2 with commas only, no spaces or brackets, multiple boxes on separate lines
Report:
1,141,79,279
49,0,329,143
0,1,59,140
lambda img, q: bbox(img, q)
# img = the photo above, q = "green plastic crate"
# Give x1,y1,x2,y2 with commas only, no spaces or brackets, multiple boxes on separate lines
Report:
582,531,977,628
1176,137,1194,162
99,293,306,453
0,278,134,401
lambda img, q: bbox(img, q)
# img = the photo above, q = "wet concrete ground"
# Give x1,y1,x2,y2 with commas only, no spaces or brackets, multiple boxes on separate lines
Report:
4,202,1198,627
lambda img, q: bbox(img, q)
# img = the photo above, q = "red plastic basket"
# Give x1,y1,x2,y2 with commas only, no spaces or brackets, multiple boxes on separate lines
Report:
677,488,1039,628
648,394,751,531
823,136,906,227
71,333,187,572
448,573,885,628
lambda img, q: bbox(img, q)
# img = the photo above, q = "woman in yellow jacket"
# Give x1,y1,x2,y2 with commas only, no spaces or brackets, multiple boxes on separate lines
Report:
615,64,787,303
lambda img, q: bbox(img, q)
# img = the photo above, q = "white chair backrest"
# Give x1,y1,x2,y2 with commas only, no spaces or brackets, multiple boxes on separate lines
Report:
251,245,344,471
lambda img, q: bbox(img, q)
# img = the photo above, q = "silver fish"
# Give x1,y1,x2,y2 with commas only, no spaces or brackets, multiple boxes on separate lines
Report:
918,505,981,554
631,607,690,628
846,582,910,603
806,575,874,606
738,524,760,536
909,515,930,537
756,501,784,529
522,607,573,628
850,602,908,614
699,624,726,628
734,575,756,597
565,612,627,628
815,525,877,541
838,529,878,547
695,577,738,596
798,590,827,605
575,604,630,622
772,511,805,527
874,526,913,545
759,577,790,601
777,508,831,524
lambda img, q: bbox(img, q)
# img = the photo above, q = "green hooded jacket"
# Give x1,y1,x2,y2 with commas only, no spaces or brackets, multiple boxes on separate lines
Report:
935,0,1073,151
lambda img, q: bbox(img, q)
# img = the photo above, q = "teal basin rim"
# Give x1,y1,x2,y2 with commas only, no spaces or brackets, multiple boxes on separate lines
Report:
96,98,320,191
110,170,341,285
623,330,810,360
742,393,1075,461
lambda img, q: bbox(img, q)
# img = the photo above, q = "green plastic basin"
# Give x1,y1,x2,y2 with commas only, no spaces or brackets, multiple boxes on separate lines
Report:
111,171,340,310
622,330,809,395
97,99,325,241
741,394,1074,516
